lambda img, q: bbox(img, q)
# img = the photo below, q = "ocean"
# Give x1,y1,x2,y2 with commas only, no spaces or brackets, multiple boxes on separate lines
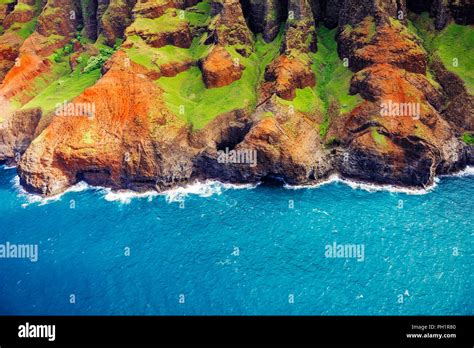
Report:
0,166,472,315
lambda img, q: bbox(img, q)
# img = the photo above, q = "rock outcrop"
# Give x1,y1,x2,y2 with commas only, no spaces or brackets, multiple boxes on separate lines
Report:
338,1,427,73
0,32,23,82
201,46,244,88
132,0,200,19
240,0,286,42
18,51,193,195
98,0,137,46
2,0,36,31
407,0,474,29
206,0,254,55
0,0,472,196
311,0,344,29
0,106,42,164
263,55,316,100
261,0,317,101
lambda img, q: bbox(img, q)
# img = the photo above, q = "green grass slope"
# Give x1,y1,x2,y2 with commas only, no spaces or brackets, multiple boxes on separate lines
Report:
410,12,474,94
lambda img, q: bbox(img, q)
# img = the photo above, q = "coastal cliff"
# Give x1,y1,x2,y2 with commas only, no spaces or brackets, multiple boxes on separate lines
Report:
0,0,473,195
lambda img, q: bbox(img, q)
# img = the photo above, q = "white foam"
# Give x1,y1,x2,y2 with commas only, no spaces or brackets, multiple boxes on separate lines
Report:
440,165,474,178
7,166,474,205
284,174,339,190
284,173,435,195
98,180,256,204
101,188,159,204
312,208,330,216
1,164,16,170
164,180,256,203
338,176,436,195
284,166,473,195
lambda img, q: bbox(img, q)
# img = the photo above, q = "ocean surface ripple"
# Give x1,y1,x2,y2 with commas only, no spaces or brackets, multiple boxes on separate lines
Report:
0,166,472,315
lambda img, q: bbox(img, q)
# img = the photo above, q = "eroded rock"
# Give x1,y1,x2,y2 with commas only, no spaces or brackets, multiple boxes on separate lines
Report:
201,46,244,88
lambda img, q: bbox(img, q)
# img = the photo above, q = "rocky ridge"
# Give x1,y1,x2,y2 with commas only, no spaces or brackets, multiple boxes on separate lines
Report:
0,0,472,196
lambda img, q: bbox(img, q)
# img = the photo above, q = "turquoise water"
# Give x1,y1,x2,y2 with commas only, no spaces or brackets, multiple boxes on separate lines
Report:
0,166,472,315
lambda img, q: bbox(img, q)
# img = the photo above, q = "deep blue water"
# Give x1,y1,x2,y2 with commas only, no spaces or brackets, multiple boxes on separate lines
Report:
0,166,472,315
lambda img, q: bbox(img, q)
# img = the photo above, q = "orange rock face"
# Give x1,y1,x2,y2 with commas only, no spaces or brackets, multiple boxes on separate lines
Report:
328,0,471,187
350,63,444,109
201,46,244,88
338,11,427,74
133,0,200,19
192,98,331,186
0,4,8,24
234,108,331,184
335,61,463,186
0,32,23,82
0,30,74,105
126,11,193,49
0,0,471,196
2,1,35,31
36,0,81,38
160,60,194,77
18,51,192,195
0,52,51,103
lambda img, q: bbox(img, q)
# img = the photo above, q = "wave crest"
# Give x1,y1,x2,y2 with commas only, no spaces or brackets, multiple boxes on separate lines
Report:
9,166,473,204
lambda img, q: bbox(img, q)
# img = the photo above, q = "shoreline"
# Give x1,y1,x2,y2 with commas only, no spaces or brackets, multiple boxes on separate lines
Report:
2,165,474,205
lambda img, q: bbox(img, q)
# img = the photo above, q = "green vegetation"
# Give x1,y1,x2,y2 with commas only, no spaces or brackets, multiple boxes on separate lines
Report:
185,0,211,27
52,43,74,63
82,130,94,144
145,19,360,133
409,12,474,94
123,0,360,132
367,17,376,40
132,13,184,34
4,0,43,38
343,16,376,44
461,132,474,145
11,2,33,11
157,29,284,130
20,37,110,115
260,111,274,119
22,53,102,113
371,128,388,148
124,2,212,73
9,31,118,121
5,0,368,136
279,27,362,138
83,46,115,73
325,135,339,147
125,1,279,129
253,27,284,81
9,18,37,39
129,3,210,36
277,87,321,115
319,113,331,138
313,27,362,114
126,35,210,72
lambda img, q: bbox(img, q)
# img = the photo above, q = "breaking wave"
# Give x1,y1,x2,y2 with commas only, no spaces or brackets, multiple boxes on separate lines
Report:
6,165,473,205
